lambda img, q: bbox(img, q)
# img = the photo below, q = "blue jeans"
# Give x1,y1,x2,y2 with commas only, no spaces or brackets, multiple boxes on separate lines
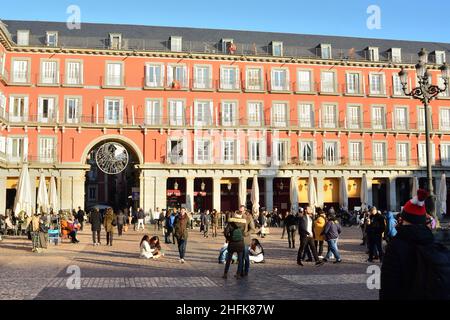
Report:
177,238,187,259
325,239,341,261
243,245,250,275
224,250,244,275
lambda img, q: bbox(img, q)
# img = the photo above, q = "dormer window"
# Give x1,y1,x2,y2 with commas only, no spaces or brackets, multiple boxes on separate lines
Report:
109,33,122,50
320,44,332,59
435,51,446,64
170,36,182,52
367,47,379,61
391,48,402,63
221,39,235,54
46,31,58,47
17,30,30,46
271,41,283,57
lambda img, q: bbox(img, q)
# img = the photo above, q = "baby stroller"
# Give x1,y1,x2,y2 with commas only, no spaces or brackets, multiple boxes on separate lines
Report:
48,215,61,245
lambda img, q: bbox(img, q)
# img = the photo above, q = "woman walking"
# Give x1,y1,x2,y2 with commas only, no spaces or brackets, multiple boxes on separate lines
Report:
285,211,298,248
313,209,327,258
104,208,116,246
322,214,342,263
173,208,190,263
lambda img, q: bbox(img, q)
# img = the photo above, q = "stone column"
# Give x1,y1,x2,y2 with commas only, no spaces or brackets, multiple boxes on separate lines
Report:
366,176,373,208
265,177,274,212
316,177,324,208
389,177,397,211
239,176,248,207
60,170,86,211
186,177,195,212
213,177,221,213
72,172,85,210
154,176,167,211
0,174,6,215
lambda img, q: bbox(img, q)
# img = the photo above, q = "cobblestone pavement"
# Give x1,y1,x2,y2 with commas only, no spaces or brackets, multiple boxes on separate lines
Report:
0,224,380,300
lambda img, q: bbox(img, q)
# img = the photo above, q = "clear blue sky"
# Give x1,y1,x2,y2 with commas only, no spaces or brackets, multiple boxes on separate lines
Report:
1,0,450,43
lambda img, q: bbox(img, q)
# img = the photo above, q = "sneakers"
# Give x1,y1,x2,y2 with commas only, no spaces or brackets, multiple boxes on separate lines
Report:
315,261,325,266
333,260,342,264
318,256,324,259
180,258,185,264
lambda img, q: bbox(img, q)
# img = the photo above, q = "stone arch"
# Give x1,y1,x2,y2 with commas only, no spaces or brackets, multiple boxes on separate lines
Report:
80,134,144,165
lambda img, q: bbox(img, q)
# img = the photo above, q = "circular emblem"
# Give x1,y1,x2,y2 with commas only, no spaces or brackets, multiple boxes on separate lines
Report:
95,142,129,175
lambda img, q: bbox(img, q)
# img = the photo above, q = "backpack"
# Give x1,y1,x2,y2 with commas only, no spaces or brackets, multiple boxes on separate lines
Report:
225,224,243,242
412,243,450,300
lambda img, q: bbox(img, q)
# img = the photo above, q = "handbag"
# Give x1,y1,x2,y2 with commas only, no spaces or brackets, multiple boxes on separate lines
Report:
123,224,128,232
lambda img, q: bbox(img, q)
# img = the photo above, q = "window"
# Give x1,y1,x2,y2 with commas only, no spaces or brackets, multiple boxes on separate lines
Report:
372,106,386,129
46,32,58,47
194,65,212,89
299,141,315,164
0,92,6,118
65,98,80,123
323,141,339,165
246,68,263,91
167,64,188,88
7,137,26,162
418,107,426,130
392,74,405,96
418,143,435,166
373,142,386,166
396,143,409,166
369,73,385,95
368,47,379,61
347,105,361,129
271,69,289,91
38,97,56,123
221,101,237,126
394,107,408,130
320,44,332,59
41,60,59,84
321,71,336,93
435,51,446,64
271,41,283,56
39,137,55,163
220,66,239,90
391,48,402,63
248,102,263,126
109,33,122,50
12,60,29,83
195,139,212,164
298,103,314,128
248,140,263,164
88,186,97,201
169,100,185,126
222,140,238,163
66,61,83,85
17,30,29,46
322,104,337,128
170,36,182,52
9,96,28,122
297,70,312,92
168,139,186,164
221,39,234,53
440,108,450,130
106,62,123,86
272,103,288,127
195,101,213,126
145,64,164,88
273,140,288,165
104,99,123,124
346,72,361,94
441,144,450,166
145,99,162,125
349,141,362,165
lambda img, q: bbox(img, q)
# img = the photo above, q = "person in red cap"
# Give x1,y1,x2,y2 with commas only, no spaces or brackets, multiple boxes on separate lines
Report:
380,189,435,300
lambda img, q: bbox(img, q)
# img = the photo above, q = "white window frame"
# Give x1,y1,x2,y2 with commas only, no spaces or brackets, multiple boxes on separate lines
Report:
109,33,122,50
248,139,266,164
193,65,212,89
271,41,283,57
373,141,387,166
220,66,240,90
392,73,405,96
393,106,408,130
435,51,446,65
38,96,57,123
7,136,27,162
145,99,163,126
271,68,290,91
222,139,239,164
17,30,30,46
346,72,362,95
417,106,426,130
247,101,263,126
441,144,450,166
167,64,188,88
246,67,263,91
418,142,435,167
40,60,59,85
323,141,340,165
372,105,386,129
391,48,402,63
368,47,379,62
396,142,410,166
145,63,164,88
170,36,182,52
438,76,450,97
298,140,316,164
11,59,30,84
272,140,289,165
298,103,314,128
272,102,288,127
322,104,337,128
221,101,238,126
320,44,332,59
168,100,185,126
65,97,81,124
297,69,313,92
346,104,361,129
65,60,83,86
105,62,124,87
348,141,363,165
46,31,58,47
194,139,213,164
38,136,56,163
221,39,234,53
104,98,123,125
440,108,450,131
369,73,386,95
194,100,213,126
167,138,187,164
9,96,29,122
321,71,336,93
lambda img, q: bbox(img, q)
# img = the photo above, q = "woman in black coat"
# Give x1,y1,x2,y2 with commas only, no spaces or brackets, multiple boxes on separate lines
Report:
89,208,102,245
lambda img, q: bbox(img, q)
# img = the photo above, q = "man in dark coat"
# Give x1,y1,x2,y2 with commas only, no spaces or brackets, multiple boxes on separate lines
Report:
380,189,435,300
297,207,324,266
76,207,85,231
89,208,102,246
366,207,386,262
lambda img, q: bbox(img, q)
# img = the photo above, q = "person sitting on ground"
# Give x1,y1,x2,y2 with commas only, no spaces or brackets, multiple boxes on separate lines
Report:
149,236,163,259
249,238,265,263
140,235,153,259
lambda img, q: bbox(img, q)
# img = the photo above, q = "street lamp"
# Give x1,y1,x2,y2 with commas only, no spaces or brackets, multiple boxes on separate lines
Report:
398,48,449,229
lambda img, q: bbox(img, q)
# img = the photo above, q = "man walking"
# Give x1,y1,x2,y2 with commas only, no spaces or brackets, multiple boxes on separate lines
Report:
297,207,324,266
366,207,386,262
89,208,102,246
173,208,191,263
137,208,145,231
76,207,85,231
153,207,160,230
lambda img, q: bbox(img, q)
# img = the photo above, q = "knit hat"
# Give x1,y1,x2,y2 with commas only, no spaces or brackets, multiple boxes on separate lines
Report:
401,189,428,224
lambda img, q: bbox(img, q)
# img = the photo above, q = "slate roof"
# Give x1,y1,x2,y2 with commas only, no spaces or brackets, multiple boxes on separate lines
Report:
2,19,450,63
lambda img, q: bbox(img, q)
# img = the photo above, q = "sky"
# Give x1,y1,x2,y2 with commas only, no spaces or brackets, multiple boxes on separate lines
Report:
1,0,449,43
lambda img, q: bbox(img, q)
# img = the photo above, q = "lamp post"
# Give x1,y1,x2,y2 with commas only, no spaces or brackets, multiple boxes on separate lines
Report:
398,48,449,229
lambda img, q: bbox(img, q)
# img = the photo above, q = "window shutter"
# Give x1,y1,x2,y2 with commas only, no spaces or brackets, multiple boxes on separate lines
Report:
6,137,12,157
220,140,225,164
432,143,436,165
104,99,109,122
23,96,29,120
209,101,214,126
76,98,82,122
167,65,173,86
119,100,124,124
337,141,341,164
166,139,172,164
312,141,317,164
194,140,198,164
260,140,267,164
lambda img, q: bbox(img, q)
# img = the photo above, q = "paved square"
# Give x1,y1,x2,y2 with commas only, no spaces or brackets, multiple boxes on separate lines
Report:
0,225,379,300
